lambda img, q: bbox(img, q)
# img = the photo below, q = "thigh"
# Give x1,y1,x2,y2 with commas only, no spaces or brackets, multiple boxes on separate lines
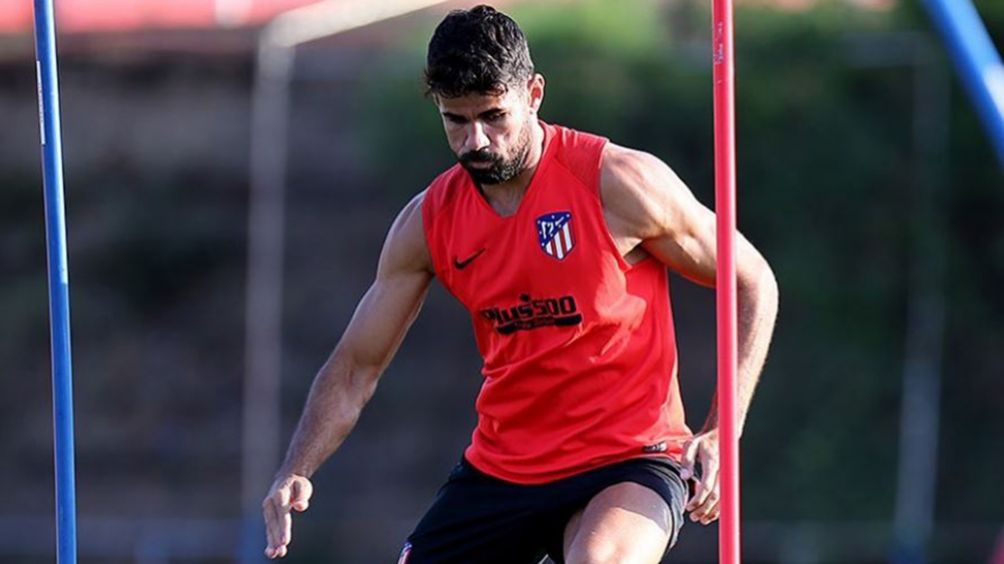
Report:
403,460,549,564
547,458,689,564
562,482,674,564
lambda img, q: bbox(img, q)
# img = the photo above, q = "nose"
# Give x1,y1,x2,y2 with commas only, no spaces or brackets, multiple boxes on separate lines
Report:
464,121,490,154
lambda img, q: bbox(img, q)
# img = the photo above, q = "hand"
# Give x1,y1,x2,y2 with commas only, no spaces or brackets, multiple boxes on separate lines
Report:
680,430,720,525
263,473,313,559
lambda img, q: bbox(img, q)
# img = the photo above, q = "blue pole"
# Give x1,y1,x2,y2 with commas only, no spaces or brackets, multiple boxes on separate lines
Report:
923,0,1004,168
32,1,78,563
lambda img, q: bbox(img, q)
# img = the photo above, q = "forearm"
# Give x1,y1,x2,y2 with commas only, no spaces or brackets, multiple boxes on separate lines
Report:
277,349,380,478
701,263,778,436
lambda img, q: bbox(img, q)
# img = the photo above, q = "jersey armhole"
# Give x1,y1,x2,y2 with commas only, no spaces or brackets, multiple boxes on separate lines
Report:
555,126,609,198
420,188,445,280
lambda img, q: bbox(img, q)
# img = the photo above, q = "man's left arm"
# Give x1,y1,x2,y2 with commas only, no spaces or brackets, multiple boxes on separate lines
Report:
600,144,779,525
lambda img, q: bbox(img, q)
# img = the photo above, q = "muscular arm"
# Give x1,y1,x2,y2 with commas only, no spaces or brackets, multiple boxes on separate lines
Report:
264,193,434,558
600,145,779,522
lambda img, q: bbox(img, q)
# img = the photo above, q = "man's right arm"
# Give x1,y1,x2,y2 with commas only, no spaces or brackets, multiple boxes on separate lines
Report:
264,192,434,559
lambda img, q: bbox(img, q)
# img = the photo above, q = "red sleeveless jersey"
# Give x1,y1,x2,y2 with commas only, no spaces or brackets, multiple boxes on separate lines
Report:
421,122,691,484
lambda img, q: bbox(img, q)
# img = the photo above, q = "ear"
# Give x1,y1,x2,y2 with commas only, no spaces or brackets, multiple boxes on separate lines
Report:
527,73,545,115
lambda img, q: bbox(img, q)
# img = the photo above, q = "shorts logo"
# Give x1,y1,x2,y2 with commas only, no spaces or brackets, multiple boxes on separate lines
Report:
397,542,412,564
642,441,668,454
536,211,574,260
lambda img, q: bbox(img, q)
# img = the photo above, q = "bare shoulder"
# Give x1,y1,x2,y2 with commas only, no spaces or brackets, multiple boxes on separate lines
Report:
379,190,434,277
599,143,699,241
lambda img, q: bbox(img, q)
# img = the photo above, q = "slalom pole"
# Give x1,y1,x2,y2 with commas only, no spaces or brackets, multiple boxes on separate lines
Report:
32,1,79,562
921,0,1004,168
712,0,740,562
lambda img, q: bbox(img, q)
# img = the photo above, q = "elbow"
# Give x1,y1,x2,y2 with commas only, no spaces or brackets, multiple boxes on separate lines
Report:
348,365,382,406
322,348,383,412
343,355,384,408
761,262,779,304
739,257,779,310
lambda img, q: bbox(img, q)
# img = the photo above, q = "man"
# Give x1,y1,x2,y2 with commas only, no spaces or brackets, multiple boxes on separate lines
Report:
262,5,778,563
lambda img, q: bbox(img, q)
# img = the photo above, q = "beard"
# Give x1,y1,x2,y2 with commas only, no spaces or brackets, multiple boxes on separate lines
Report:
458,124,532,186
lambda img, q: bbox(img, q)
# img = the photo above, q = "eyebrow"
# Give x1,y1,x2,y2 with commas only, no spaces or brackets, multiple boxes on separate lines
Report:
441,108,505,121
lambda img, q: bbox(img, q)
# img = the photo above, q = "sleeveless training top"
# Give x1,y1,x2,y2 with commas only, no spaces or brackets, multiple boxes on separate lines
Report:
421,121,691,484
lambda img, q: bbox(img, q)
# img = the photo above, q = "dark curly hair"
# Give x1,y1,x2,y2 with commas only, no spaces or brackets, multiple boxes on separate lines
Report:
424,5,534,98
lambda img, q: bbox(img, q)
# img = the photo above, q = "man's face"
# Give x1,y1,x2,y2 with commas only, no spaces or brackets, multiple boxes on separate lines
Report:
436,80,539,185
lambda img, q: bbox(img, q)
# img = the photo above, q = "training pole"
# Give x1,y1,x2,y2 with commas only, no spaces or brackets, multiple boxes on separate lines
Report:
921,0,1004,168
32,1,79,562
712,0,740,562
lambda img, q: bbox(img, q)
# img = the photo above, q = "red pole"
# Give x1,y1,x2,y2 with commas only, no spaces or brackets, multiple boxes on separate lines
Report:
712,0,740,562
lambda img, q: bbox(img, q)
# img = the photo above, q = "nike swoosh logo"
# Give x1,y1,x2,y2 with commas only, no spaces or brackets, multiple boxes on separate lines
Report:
453,248,485,270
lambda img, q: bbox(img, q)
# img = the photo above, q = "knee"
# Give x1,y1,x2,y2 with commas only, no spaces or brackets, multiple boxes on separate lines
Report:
565,534,670,564
564,538,632,564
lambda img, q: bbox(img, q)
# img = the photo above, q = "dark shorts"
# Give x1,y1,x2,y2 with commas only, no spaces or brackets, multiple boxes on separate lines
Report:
399,456,688,564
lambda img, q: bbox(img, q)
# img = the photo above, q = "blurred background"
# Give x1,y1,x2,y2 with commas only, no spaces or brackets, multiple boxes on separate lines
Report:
1,0,1001,562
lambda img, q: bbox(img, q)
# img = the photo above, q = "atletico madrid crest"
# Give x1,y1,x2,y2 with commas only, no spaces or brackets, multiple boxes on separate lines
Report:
536,211,575,260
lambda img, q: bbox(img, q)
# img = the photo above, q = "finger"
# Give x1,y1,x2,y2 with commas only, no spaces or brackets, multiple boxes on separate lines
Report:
263,497,279,556
291,478,313,512
263,497,275,547
690,479,718,520
697,460,719,509
688,462,719,514
277,482,292,511
271,497,288,551
691,475,720,522
693,443,719,500
686,467,709,512
699,497,721,525
279,503,293,547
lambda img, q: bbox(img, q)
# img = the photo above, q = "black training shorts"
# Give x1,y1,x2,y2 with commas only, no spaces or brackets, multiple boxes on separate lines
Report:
398,456,688,564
